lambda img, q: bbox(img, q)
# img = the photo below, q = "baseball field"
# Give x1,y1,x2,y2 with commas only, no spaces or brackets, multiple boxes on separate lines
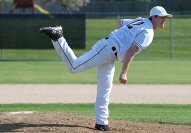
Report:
0,16,191,132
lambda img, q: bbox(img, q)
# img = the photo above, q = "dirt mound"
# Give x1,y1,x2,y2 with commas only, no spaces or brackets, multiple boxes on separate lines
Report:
0,112,191,133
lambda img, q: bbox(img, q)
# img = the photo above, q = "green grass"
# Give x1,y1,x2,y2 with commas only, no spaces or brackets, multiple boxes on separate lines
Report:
0,104,191,125
1,17,191,61
0,60,191,84
0,17,191,84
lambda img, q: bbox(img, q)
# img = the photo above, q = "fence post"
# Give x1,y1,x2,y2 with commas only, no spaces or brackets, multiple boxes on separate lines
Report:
171,16,174,62
117,13,120,21
1,49,4,61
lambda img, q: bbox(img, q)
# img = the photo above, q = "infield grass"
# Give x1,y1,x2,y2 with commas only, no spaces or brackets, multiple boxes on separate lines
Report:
0,17,191,84
0,60,191,84
0,104,191,125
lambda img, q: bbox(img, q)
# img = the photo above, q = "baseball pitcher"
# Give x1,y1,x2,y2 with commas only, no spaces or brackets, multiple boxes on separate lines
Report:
40,6,172,131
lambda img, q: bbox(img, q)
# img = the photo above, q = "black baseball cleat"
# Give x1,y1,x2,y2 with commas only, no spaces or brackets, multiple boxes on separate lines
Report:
95,124,110,131
39,26,63,41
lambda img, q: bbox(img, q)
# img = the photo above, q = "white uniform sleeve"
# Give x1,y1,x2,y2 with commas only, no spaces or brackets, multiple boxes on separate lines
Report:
119,17,145,28
133,31,152,51
119,19,133,27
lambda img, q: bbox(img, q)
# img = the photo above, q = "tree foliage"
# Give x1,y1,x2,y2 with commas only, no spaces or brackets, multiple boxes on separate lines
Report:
0,0,90,12
41,0,90,11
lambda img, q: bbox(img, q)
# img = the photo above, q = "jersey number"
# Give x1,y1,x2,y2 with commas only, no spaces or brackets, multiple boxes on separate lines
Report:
127,20,144,29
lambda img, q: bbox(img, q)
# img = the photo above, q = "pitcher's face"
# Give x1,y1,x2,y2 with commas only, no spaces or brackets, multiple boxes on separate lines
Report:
153,16,168,30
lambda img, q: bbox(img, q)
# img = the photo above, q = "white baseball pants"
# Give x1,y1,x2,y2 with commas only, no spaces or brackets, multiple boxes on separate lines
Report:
51,37,116,125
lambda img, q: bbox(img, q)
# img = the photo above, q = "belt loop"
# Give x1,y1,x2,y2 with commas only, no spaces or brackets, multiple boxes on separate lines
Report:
105,37,109,40
111,46,116,51
105,36,117,58
111,46,117,58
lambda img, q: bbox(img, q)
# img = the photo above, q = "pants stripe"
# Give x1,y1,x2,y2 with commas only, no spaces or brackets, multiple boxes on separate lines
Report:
57,40,108,70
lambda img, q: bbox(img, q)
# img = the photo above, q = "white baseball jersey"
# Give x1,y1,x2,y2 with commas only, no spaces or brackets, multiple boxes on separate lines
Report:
50,17,154,126
109,17,154,62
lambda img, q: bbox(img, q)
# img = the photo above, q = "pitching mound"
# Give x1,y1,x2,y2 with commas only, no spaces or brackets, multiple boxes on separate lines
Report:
0,112,191,133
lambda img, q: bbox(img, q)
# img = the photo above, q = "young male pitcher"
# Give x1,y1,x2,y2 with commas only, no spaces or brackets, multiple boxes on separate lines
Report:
40,6,172,131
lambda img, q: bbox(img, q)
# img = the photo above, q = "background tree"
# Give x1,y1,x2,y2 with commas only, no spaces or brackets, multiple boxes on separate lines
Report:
40,0,90,11
0,0,90,12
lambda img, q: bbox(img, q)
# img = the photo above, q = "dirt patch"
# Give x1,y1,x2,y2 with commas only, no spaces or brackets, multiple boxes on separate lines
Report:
0,112,191,133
